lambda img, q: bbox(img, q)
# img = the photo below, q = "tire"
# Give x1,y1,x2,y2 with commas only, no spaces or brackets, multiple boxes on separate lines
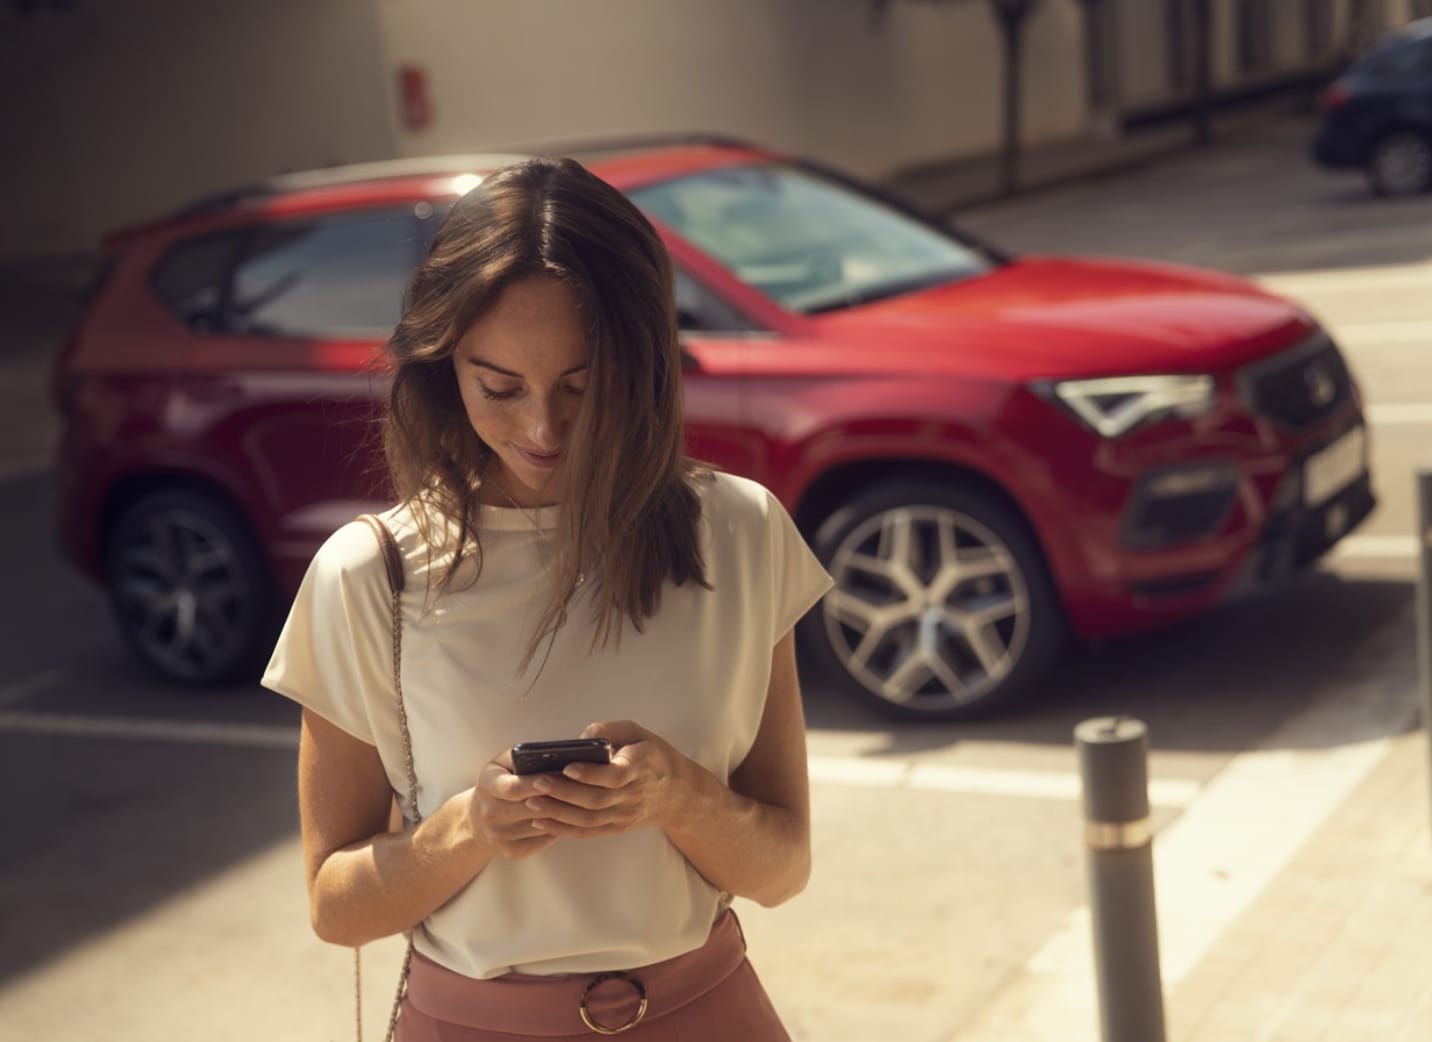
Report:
105,488,279,686
1366,130,1432,198
800,479,1065,721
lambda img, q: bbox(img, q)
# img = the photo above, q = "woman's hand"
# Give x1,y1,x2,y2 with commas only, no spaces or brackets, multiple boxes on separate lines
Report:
519,721,692,838
465,753,564,859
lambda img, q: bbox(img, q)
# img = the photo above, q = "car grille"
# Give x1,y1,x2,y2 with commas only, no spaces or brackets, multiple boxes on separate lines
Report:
1238,332,1353,429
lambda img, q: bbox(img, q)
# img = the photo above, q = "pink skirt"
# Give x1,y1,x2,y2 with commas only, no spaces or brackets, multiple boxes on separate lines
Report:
396,911,791,1040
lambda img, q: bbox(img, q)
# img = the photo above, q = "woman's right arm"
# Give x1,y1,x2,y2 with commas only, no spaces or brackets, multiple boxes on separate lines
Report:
299,708,556,947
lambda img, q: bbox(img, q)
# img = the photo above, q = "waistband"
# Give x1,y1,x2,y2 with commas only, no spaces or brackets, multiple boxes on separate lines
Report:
404,911,748,1037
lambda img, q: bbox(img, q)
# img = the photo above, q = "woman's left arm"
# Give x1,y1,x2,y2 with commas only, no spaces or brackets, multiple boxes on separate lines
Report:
524,629,811,907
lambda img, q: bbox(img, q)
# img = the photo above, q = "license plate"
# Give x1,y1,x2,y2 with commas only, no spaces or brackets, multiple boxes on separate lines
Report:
1304,426,1366,507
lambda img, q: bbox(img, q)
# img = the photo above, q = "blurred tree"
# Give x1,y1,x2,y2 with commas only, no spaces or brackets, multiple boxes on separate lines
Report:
869,0,1042,197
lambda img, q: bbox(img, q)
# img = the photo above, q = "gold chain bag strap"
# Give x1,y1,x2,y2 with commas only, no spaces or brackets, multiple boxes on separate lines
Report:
355,513,421,1042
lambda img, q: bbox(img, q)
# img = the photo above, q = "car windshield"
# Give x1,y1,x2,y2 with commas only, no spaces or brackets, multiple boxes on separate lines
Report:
629,163,991,314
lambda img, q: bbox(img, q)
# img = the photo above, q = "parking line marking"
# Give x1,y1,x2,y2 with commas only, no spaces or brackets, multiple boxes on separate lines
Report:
808,756,1201,807
1335,319,1432,345
1258,263,1432,294
0,712,298,750
0,709,1202,807
1331,535,1418,560
1365,402,1432,425
0,669,65,709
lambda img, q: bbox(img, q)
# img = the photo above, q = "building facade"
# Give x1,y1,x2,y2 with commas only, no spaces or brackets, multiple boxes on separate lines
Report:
0,0,1420,258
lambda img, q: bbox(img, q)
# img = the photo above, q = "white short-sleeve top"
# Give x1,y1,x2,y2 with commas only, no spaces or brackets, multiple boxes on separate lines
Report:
261,471,832,979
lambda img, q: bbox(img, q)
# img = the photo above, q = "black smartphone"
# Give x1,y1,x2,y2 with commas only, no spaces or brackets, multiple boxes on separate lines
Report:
511,737,613,775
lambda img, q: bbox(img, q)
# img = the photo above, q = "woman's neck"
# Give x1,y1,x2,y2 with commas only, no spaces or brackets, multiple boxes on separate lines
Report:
480,475,559,511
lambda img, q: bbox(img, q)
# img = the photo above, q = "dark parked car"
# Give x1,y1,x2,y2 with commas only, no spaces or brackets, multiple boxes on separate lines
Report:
1314,17,1432,196
53,139,1375,720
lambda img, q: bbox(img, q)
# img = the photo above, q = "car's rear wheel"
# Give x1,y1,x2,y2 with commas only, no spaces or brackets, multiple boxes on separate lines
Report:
106,489,278,685
1366,130,1432,198
802,479,1065,720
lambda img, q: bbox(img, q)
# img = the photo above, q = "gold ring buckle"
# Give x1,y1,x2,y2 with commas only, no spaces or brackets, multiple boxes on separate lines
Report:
578,971,648,1035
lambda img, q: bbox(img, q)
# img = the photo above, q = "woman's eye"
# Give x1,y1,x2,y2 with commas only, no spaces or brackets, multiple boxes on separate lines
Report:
563,384,586,398
478,384,520,401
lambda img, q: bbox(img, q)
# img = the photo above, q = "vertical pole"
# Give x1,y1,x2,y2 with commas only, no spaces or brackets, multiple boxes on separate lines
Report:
1075,716,1167,1042
1414,470,1432,841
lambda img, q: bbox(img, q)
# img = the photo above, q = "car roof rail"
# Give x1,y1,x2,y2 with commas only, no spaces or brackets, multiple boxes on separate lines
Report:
503,131,774,158
172,136,773,219
175,152,534,216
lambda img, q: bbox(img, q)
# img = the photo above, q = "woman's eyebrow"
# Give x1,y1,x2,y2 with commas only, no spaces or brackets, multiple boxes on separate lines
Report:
467,359,588,378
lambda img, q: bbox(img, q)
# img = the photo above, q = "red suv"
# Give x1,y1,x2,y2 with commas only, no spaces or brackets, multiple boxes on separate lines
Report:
53,138,1374,719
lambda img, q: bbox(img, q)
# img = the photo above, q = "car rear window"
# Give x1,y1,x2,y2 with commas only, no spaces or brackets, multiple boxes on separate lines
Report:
151,207,427,339
152,232,244,334
231,211,420,338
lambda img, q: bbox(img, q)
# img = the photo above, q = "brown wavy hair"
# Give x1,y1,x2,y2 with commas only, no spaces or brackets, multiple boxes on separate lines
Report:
384,158,709,668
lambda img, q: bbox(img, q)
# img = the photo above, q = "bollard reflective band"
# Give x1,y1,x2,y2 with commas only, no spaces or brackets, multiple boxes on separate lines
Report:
1084,817,1152,851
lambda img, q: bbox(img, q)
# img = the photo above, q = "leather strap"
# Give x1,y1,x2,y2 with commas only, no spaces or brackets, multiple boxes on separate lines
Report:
358,514,406,594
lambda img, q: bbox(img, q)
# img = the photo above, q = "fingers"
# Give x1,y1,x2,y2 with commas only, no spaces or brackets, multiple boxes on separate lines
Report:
545,760,634,793
472,727,673,847
473,760,563,860
524,796,636,836
478,759,543,801
526,774,625,811
522,765,648,836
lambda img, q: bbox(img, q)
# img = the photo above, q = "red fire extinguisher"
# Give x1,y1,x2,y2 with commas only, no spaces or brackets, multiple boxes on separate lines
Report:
398,65,433,131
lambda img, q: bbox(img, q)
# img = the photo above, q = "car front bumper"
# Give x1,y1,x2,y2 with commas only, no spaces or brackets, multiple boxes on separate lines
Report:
1005,335,1374,640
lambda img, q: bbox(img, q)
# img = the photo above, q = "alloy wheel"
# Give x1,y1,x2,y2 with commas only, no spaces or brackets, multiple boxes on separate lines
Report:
110,505,254,682
821,505,1031,712
1369,132,1432,197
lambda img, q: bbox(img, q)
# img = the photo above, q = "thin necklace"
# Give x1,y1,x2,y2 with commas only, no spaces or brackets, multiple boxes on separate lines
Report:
486,475,584,587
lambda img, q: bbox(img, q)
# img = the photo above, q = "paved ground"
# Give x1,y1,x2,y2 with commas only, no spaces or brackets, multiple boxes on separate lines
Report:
2,110,1430,1041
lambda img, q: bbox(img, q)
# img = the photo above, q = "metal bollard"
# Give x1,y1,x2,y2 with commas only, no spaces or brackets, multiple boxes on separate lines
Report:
1075,716,1167,1042
1415,470,1432,841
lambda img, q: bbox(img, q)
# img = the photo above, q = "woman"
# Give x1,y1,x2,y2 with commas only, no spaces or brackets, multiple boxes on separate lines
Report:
262,157,832,1040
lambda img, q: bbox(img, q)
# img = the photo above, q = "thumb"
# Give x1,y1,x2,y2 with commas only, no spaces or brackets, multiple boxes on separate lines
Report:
581,720,650,747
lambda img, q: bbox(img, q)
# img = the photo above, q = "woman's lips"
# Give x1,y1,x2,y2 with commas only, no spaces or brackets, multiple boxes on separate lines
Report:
515,446,562,469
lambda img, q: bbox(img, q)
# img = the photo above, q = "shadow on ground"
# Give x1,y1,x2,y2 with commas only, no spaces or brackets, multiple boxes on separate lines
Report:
802,569,1417,756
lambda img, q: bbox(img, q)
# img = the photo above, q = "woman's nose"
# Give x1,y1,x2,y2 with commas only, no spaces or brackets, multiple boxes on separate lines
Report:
525,393,570,450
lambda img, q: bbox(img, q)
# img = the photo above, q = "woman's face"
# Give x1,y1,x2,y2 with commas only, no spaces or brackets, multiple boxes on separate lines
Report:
453,275,590,508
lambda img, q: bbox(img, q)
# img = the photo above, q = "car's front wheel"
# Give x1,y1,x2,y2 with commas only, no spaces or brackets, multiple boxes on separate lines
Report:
105,489,278,685
1366,130,1432,197
802,479,1065,720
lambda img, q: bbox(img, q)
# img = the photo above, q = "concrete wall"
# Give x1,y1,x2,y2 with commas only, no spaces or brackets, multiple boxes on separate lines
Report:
372,0,1089,184
0,0,396,258
1116,0,1401,104
1116,0,1176,107
3,0,1419,259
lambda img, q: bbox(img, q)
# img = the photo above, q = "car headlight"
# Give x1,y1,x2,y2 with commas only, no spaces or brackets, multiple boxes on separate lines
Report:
1036,374,1217,438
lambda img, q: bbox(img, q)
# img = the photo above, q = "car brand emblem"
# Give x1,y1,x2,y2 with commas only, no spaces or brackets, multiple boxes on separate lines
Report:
1305,362,1337,409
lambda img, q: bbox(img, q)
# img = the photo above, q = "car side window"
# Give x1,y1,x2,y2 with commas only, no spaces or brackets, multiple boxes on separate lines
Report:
673,266,756,334
229,210,421,338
